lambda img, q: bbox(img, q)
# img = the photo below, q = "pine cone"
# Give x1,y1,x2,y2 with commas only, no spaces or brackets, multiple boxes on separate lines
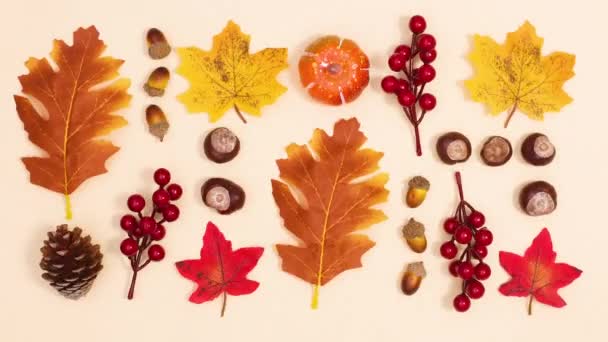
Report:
40,224,103,299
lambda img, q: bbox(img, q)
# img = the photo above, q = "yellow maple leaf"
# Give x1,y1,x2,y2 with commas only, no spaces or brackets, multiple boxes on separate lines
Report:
176,21,288,123
465,21,575,127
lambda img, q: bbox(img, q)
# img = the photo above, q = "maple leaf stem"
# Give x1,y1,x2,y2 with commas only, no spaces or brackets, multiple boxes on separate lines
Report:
64,194,72,220
311,284,320,309
221,291,228,317
233,105,247,124
528,296,534,316
504,102,518,128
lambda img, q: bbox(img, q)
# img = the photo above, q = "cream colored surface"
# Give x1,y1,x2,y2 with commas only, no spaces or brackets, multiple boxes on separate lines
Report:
0,0,606,341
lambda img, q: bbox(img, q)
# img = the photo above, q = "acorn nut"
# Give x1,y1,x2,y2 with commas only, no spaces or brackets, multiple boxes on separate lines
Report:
401,261,426,295
406,176,430,208
519,181,557,216
402,218,427,253
204,127,240,163
521,133,555,166
146,28,171,59
201,178,245,215
436,132,471,164
144,67,170,97
145,105,169,142
480,136,512,166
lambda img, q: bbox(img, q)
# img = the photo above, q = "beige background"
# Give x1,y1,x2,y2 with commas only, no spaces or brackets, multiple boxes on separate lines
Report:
1,0,606,340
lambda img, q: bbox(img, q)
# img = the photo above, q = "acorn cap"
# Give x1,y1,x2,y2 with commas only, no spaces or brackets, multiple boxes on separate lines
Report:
408,176,430,190
402,218,425,240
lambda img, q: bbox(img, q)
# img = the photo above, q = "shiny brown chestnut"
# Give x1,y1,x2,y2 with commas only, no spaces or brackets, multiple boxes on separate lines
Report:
519,181,557,216
436,132,471,164
480,136,512,166
204,127,240,163
201,178,245,215
521,133,555,166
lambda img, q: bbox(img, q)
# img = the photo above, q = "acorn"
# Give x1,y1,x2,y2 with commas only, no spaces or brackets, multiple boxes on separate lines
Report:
480,136,512,166
144,67,170,97
401,261,426,295
406,176,430,208
519,181,557,216
402,218,427,253
204,127,240,163
521,133,555,166
145,105,169,142
146,28,171,59
201,178,245,215
436,132,471,164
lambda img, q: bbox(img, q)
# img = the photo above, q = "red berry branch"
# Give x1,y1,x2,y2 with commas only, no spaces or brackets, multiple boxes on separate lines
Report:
381,15,437,157
119,168,183,300
439,172,493,312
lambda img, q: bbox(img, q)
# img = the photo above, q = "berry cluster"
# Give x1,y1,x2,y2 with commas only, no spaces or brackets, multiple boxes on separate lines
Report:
381,15,437,157
119,168,183,299
439,172,493,312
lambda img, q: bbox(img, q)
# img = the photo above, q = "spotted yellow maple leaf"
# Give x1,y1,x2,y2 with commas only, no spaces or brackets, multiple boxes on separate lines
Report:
465,21,575,128
176,21,288,123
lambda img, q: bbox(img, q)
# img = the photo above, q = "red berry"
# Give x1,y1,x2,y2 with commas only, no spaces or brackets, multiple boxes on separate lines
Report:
139,216,156,235
468,211,485,228
475,228,493,246
148,244,165,261
454,226,472,244
449,260,461,277
419,93,436,110
153,168,171,186
163,204,180,222
151,224,166,241
167,184,183,201
120,238,138,256
458,261,474,280
443,218,458,234
396,79,409,93
388,53,407,71
417,34,436,51
417,64,436,83
466,280,485,299
398,91,416,106
120,214,138,232
381,76,398,93
132,227,144,238
420,49,437,63
472,244,488,259
440,241,458,259
127,194,145,212
453,294,471,312
394,45,411,59
152,189,170,207
474,263,492,280
409,15,427,34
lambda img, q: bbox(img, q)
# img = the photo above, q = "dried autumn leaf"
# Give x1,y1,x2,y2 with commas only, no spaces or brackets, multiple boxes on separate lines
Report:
465,21,575,128
15,26,131,219
499,228,582,315
176,20,287,124
272,117,389,309
175,222,264,317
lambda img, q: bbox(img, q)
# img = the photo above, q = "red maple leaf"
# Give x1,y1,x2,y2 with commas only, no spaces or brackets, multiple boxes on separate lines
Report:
175,222,264,317
499,228,582,315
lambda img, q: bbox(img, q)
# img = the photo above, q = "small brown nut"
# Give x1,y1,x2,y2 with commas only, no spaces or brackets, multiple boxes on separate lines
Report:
201,178,245,215
405,176,430,208
402,218,427,253
401,261,426,295
480,136,512,166
436,132,471,164
145,105,169,142
146,28,171,59
204,127,240,163
144,67,170,97
519,181,557,216
521,133,555,166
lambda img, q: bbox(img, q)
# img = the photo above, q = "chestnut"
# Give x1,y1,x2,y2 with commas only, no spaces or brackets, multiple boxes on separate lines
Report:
436,132,471,164
519,181,557,216
204,127,240,163
201,178,245,215
480,136,512,166
521,133,555,166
